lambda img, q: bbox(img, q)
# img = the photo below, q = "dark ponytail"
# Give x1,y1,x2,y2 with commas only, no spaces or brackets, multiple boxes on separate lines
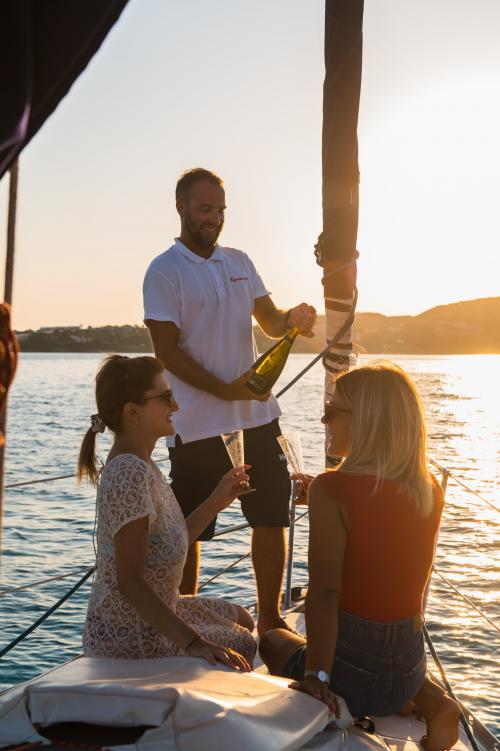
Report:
78,428,99,485
77,355,164,484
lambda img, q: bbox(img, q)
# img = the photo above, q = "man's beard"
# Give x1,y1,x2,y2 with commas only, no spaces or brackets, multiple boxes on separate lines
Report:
185,213,223,249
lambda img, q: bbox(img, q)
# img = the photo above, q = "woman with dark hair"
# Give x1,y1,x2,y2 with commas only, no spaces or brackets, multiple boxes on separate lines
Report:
79,354,255,670
259,362,460,751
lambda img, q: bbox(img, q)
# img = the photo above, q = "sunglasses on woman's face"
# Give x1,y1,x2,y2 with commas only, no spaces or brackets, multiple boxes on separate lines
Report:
322,400,352,423
143,388,175,406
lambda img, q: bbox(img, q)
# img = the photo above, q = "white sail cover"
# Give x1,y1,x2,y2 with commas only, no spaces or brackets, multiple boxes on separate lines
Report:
0,656,333,750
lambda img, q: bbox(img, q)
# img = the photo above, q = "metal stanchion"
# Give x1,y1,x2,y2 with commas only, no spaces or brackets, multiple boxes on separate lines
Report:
284,480,297,609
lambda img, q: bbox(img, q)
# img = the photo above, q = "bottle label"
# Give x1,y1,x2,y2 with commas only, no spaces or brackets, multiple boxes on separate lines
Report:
246,372,272,396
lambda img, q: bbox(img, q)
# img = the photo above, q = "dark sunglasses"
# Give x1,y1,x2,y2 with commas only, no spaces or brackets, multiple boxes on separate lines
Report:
143,388,175,406
322,400,352,423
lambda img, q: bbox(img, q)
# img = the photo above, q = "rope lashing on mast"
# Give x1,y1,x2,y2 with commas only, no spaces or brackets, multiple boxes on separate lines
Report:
276,285,357,400
316,248,359,384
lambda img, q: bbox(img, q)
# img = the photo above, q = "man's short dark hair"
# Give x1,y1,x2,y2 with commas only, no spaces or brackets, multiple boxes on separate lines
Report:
175,168,224,201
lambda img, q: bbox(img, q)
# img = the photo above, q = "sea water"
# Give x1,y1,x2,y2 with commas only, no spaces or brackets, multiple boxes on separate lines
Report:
1,353,499,734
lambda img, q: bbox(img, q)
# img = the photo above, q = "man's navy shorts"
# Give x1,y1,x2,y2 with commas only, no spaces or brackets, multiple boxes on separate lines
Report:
168,419,291,541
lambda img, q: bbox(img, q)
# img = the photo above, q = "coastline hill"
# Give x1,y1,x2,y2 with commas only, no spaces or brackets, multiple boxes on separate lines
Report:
16,297,500,355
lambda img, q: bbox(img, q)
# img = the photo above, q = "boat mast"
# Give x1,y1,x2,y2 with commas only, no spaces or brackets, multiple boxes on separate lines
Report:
0,160,20,562
318,0,363,464
4,160,18,306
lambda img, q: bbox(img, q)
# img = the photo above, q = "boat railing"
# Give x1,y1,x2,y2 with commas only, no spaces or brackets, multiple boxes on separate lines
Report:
1,458,498,630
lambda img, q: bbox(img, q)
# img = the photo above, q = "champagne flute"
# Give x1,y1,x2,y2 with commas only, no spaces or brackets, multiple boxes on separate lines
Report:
277,431,304,501
221,430,256,495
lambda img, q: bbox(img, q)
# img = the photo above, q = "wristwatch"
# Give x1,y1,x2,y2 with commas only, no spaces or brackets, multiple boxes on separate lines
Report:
304,669,330,684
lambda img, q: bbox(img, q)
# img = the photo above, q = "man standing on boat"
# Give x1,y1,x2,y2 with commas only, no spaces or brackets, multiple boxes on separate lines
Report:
143,168,316,635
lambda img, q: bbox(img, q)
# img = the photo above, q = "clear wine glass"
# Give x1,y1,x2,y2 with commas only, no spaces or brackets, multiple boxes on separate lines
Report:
221,430,256,495
277,431,304,501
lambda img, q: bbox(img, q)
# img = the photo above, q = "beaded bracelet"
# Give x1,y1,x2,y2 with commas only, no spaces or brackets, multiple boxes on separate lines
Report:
184,634,201,653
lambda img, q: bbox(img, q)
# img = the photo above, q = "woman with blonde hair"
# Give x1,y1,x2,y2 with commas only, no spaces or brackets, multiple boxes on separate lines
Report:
79,354,255,669
260,362,460,750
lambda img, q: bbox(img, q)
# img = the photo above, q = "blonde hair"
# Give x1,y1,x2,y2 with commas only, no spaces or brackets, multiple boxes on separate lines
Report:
334,361,434,517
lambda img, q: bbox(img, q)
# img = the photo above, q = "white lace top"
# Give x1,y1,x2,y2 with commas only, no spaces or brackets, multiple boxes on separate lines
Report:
82,453,255,661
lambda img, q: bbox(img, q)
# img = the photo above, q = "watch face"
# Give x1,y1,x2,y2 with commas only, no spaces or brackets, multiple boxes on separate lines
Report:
305,669,330,683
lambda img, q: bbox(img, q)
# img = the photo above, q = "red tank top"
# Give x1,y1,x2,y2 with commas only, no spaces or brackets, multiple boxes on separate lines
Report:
317,471,444,622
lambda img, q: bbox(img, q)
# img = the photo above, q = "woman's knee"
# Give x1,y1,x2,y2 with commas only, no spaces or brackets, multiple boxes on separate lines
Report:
259,628,305,676
258,629,278,664
234,604,255,632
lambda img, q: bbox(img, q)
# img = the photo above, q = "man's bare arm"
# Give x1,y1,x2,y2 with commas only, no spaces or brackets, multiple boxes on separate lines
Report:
252,296,289,338
253,296,316,339
146,320,268,402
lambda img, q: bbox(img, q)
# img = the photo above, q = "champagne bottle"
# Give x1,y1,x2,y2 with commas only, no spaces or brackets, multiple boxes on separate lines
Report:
246,326,300,395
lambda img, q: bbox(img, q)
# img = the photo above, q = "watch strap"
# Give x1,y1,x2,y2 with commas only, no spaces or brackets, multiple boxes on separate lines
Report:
304,669,330,683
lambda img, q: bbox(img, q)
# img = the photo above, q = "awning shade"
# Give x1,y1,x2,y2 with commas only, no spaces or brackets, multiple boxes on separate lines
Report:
0,0,129,181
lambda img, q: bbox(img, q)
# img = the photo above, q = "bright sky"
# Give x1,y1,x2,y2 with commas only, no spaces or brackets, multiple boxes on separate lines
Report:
2,0,500,330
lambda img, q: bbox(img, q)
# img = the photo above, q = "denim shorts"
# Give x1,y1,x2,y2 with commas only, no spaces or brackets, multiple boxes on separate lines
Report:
283,609,427,718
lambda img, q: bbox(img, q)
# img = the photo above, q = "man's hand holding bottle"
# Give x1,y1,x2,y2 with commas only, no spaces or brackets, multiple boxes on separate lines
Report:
285,302,317,338
219,302,316,401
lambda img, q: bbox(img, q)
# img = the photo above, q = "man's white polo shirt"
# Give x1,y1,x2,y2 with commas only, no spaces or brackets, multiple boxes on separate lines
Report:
143,239,281,444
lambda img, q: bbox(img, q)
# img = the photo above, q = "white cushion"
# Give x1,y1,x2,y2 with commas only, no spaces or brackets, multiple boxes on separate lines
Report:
1,656,330,751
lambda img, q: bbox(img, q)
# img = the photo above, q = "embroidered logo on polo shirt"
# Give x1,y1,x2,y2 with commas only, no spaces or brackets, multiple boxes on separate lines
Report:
230,276,249,282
